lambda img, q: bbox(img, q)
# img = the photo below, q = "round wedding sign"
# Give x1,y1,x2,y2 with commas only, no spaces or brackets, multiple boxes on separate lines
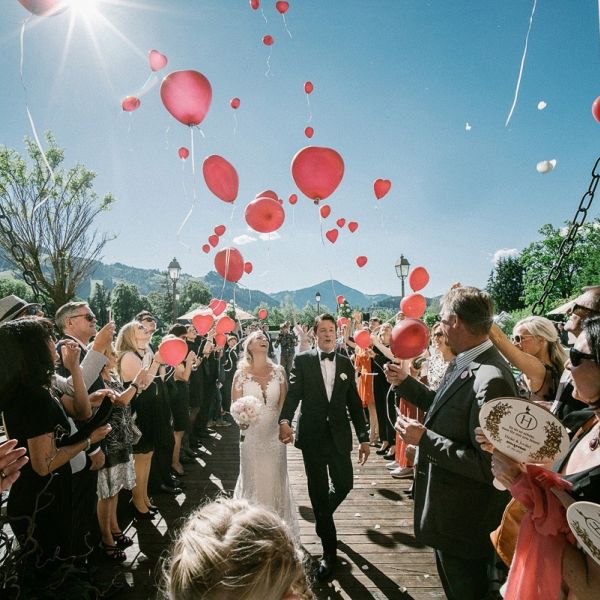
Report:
479,397,569,464
567,501,600,566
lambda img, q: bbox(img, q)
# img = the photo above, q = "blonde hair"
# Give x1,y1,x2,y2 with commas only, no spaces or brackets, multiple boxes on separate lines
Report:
115,321,143,376
514,316,567,376
162,498,313,600
236,331,275,372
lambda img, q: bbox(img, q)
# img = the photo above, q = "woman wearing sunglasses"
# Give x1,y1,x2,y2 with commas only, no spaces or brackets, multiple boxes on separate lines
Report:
480,316,600,599
489,316,567,408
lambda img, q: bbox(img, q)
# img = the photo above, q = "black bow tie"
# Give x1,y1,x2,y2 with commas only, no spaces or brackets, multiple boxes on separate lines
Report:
320,351,335,361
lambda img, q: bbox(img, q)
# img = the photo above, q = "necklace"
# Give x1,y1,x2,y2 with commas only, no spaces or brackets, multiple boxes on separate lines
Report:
589,424,600,451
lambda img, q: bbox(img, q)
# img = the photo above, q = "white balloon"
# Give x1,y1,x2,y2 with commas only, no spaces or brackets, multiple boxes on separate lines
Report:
536,159,557,173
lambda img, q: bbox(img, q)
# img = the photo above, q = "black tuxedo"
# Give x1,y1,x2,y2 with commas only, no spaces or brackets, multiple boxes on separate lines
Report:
279,349,369,555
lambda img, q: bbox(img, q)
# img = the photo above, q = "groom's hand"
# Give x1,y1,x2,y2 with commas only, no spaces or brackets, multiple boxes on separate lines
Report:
279,422,294,444
358,442,370,465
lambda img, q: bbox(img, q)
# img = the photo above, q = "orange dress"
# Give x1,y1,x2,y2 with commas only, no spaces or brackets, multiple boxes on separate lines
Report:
354,349,375,408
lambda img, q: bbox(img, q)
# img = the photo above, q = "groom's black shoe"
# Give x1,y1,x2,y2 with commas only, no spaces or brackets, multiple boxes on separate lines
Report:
316,554,336,582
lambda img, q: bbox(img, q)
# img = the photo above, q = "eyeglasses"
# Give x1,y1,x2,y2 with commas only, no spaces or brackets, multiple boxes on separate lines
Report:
436,314,453,326
512,334,534,344
70,313,96,322
571,304,598,318
569,347,596,367
23,305,41,316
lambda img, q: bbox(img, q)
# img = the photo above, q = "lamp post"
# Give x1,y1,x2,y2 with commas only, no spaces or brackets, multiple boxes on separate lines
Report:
315,291,321,315
394,254,410,301
168,257,182,322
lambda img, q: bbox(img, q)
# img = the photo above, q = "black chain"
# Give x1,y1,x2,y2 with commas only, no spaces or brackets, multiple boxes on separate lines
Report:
531,156,600,315
0,202,46,303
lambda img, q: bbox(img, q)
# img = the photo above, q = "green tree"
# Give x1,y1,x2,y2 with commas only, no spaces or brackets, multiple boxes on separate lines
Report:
0,134,114,310
0,276,35,302
486,256,525,312
520,219,600,308
110,283,144,328
88,282,111,326
178,279,211,315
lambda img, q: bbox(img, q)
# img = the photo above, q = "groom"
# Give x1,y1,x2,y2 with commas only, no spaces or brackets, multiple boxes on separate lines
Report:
279,313,370,581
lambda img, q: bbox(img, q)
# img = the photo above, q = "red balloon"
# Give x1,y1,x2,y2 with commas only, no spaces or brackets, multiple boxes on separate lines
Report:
250,0,259,9
320,205,331,219
336,218,346,228
149,49,168,72
348,221,359,233
230,97,240,109
325,229,339,244
18,0,65,16
336,295,345,305
245,197,285,233
400,293,427,319
208,235,219,248
214,248,244,283
202,244,210,254
209,299,227,316
356,256,368,268
408,266,430,292
289,194,298,205
276,1,289,14
160,70,212,127
214,225,226,236
216,316,236,334
354,329,371,350
337,316,349,328
304,81,314,94
374,178,392,199
244,262,253,274
592,97,600,124
291,146,345,203
158,338,188,367
304,126,314,139
192,313,213,336
263,35,274,46
390,319,429,359
255,189,278,201
178,147,189,160
121,96,140,112
258,308,268,320
214,333,227,347
203,155,239,203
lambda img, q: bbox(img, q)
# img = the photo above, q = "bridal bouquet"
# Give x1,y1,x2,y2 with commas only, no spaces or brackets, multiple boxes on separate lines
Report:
230,395,263,442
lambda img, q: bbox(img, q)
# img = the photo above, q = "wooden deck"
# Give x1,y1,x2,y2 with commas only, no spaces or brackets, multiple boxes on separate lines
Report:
110,425,445,599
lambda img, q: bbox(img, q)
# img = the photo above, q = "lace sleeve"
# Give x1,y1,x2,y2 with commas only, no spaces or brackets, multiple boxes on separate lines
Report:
233,370,245,392
276,365,287,385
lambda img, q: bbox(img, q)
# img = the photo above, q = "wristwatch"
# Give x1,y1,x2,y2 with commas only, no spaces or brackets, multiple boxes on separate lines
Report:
84,437,91,451
279,419,291,426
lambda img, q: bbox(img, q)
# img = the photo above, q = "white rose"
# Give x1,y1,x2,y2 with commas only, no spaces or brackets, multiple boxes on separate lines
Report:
340,373,348,381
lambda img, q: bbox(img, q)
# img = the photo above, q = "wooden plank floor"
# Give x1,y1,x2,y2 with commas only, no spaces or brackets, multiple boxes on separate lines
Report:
110,424,445,599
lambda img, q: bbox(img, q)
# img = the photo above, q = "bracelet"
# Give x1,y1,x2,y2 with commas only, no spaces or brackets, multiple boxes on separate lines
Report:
84,437,91,452
279,420,291,426
130,382,139,393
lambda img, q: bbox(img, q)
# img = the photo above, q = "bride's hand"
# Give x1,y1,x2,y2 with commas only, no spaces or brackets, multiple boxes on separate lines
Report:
240,424,249,430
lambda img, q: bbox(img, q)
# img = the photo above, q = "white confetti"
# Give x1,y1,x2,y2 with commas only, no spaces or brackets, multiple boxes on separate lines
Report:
371,482,377,486
400,587,408,593
536,159,557,173
354,512,361,517
465,122,472,131
361,565,369,571
424,574,431,579
374,524,381,530
537,100,547,110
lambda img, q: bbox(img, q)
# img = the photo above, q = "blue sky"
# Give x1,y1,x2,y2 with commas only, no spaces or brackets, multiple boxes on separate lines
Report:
1,0,599,297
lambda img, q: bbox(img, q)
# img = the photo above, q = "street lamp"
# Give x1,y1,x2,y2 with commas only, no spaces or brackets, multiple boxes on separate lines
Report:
168,257,181,322
315,291,321,315
394,254,410,300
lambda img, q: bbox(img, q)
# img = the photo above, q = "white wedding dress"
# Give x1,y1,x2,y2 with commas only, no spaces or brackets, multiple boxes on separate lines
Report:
233,365,300,539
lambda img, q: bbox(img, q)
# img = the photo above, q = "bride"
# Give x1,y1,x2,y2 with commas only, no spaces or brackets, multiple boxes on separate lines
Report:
232,331,299,538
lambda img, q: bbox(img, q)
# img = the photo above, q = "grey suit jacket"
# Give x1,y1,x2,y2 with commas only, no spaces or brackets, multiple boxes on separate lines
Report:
395,345,518,559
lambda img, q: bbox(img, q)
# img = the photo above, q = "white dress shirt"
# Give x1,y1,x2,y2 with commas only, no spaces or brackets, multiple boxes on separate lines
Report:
318,347,336,401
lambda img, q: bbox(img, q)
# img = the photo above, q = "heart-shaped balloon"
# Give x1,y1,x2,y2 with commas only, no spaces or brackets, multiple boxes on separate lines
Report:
289,194,298,205
244,262,253,274
336,218,346,228
216,316,236,334
121,96,140,112
192,313,214,336
374,179,392,199
276,1,289,14
178,147,189,160
209,299,227,316
208,235,219,248
202,244,210,254
348,221,359,233
320,205,331,219
214,225,226,236
325,229,339,244
230,97,240,109
337,295,345,305
356,256,368,268
149,49,168,72
158,338,188,366
258,308,268,320
305,127,314,139
214,333,227,347
263,35,274,46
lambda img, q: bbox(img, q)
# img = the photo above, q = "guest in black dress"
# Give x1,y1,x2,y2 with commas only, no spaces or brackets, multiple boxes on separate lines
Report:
0,318,110,586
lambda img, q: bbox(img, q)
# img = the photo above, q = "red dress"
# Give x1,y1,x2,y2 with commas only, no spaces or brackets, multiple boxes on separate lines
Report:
354,349,375,408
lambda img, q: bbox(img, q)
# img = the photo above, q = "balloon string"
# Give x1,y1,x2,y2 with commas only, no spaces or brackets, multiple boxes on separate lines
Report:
306,94,313,124
505,0,537,127
135,73,158,97
220,249,231,300
598,0,600,47
229,202,236,223
164,126,170,150
233,112,238,136
282,15,292,38
292,205,295,228
318,208,325,247
190,127,196,178
265,48,272,78
176,128,197,240
19,17,30,83
260,7,268,23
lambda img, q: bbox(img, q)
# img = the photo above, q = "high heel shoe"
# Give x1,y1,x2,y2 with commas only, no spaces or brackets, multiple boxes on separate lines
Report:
376,444,390,455
133,506,155,520
383,446,396,460
171,467,186,478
